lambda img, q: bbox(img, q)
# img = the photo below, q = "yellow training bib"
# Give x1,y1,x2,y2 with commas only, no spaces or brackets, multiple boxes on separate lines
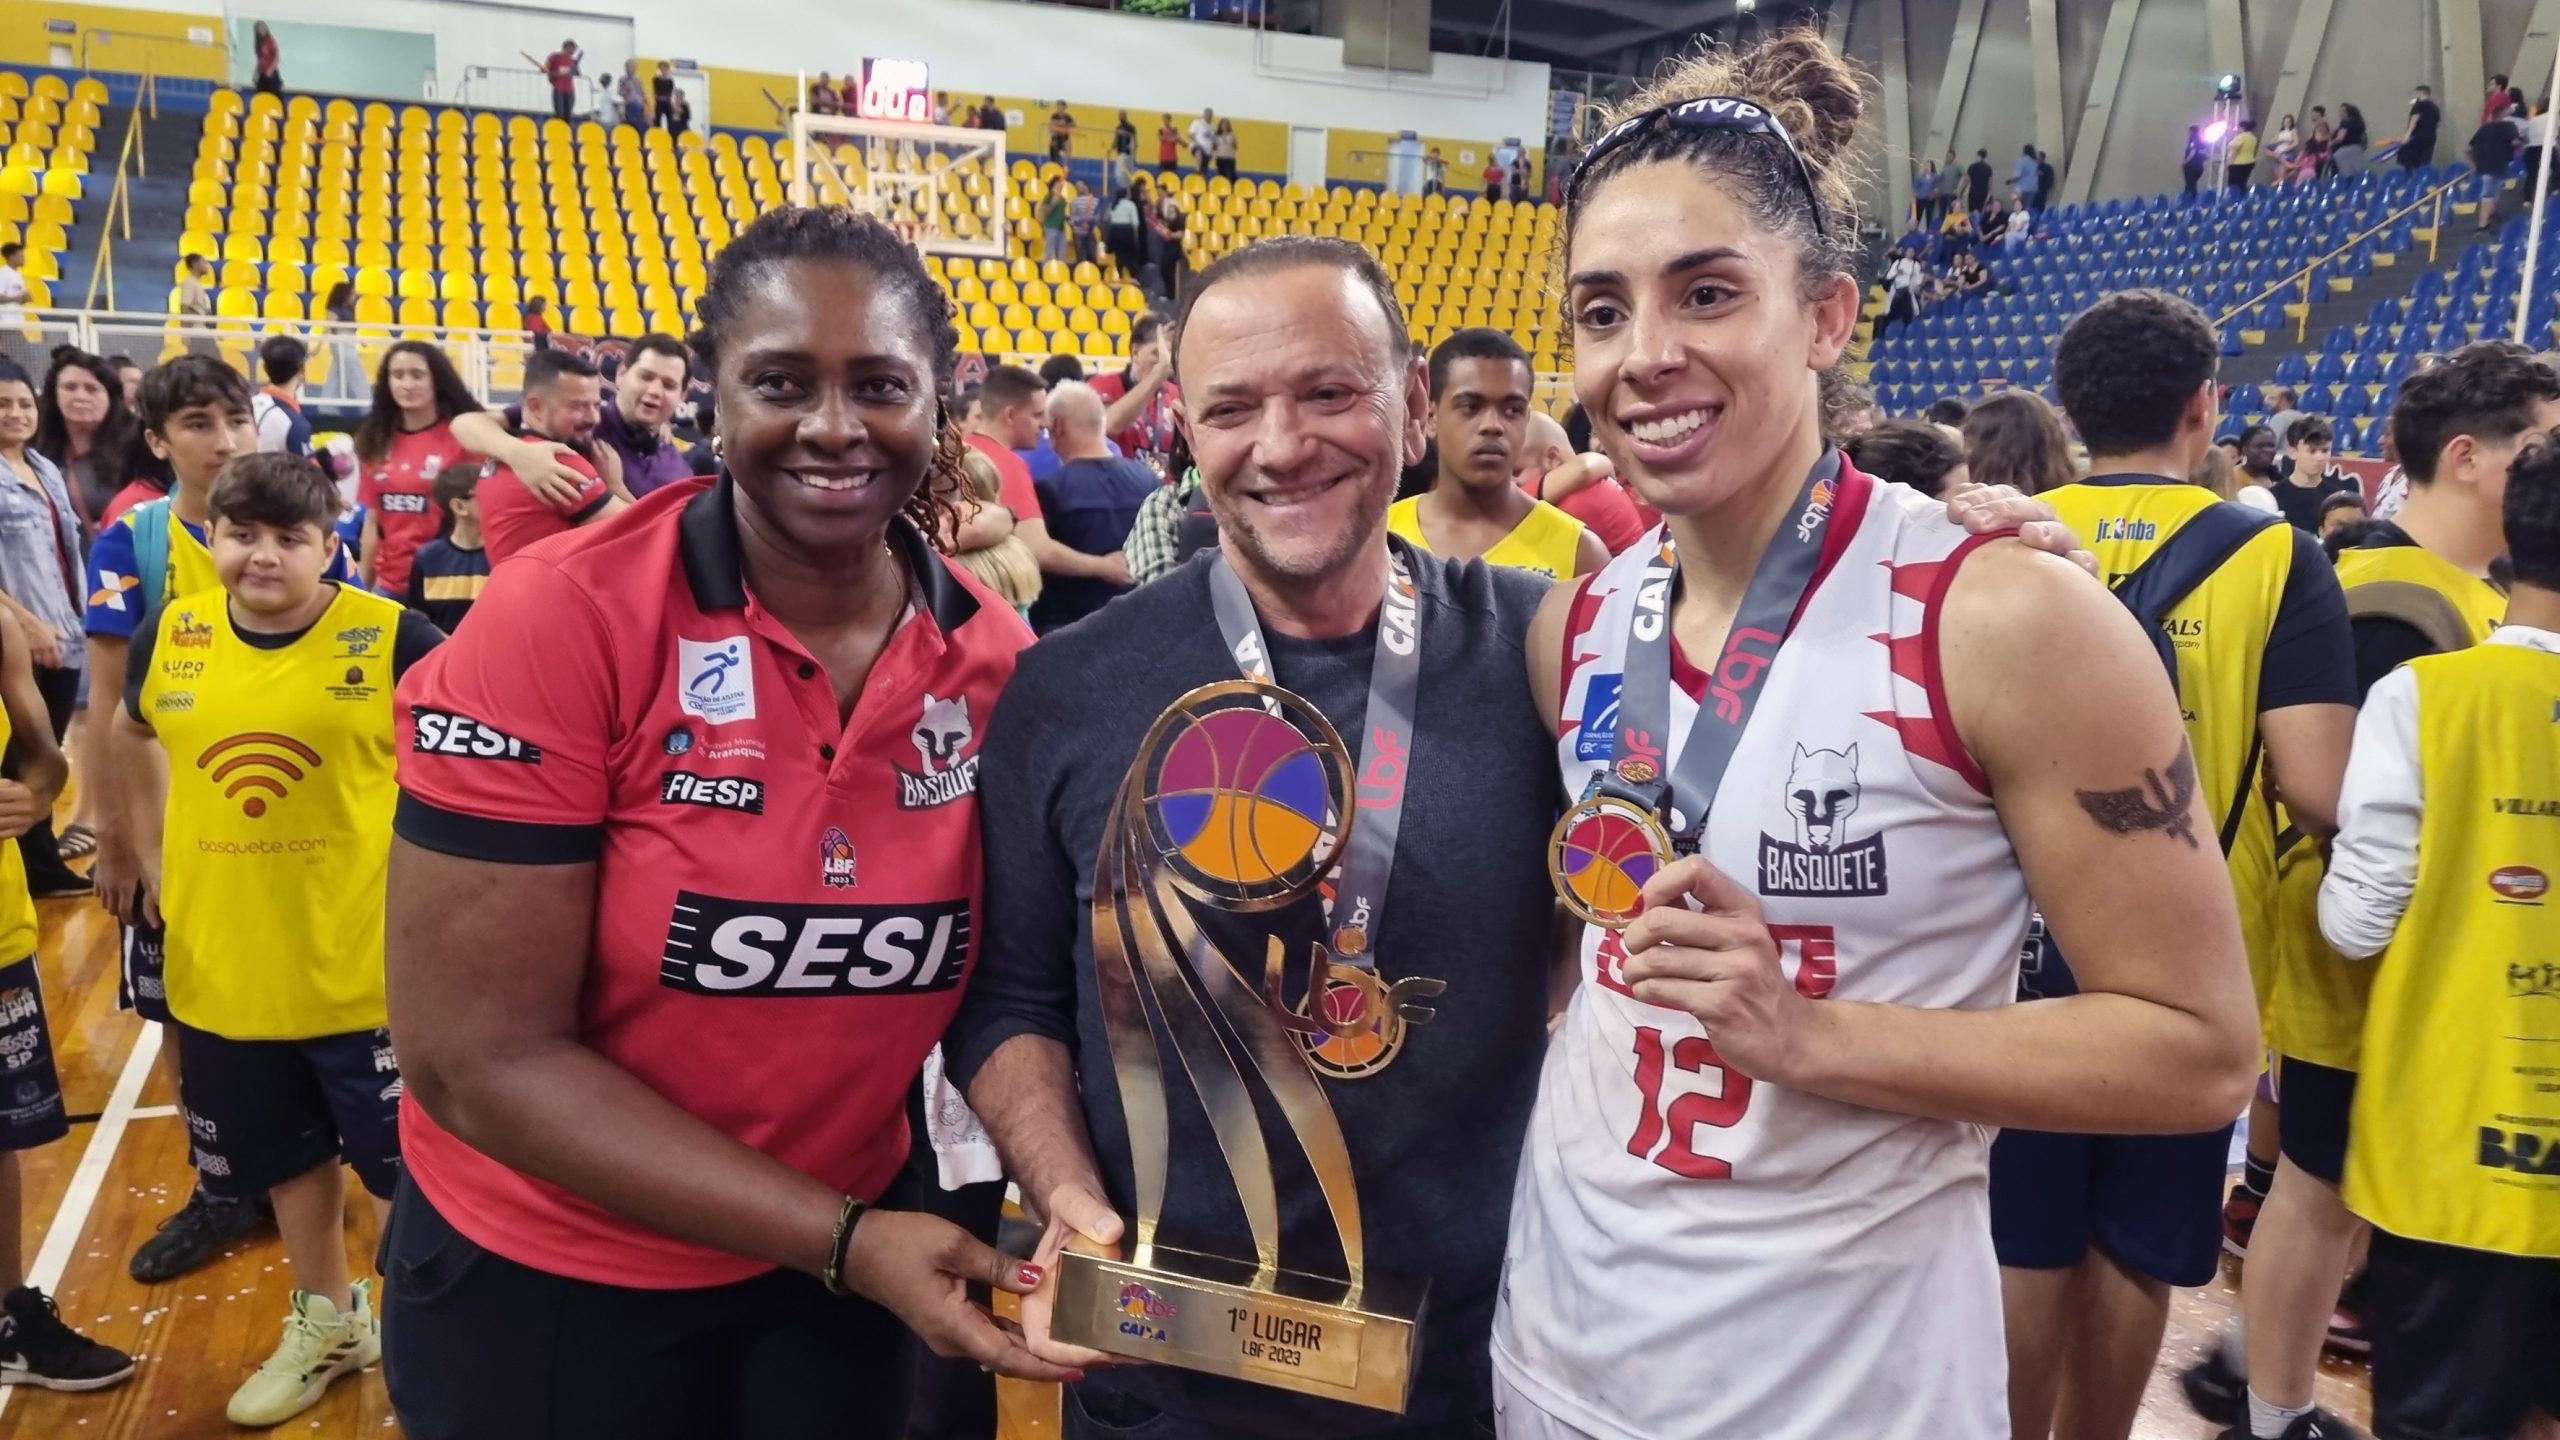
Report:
2044,480,2302,1011
139,583,404,1039
2345,642,2560,1255
0,676,32,964
2268,544,2504,1068
1389,495,1586,580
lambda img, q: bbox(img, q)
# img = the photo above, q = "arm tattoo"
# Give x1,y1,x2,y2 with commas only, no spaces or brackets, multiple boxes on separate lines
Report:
2074,739,2201,850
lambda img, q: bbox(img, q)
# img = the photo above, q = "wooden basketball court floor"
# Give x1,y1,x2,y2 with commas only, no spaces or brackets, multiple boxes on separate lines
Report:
1,882,2370,1438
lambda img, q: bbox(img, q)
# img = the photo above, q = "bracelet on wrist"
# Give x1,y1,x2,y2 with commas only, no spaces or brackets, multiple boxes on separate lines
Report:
821,1193,868,1297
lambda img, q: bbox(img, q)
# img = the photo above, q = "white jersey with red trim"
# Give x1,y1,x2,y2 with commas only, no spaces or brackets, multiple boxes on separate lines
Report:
1492,469,2028,1440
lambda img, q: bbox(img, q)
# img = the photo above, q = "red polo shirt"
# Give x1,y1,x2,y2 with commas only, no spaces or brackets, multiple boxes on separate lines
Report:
964,431,1042,521
476,447,611,565
392,475,1026,1288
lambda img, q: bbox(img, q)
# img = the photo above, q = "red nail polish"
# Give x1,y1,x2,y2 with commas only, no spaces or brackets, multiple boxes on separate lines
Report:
1018,1263,1044,1287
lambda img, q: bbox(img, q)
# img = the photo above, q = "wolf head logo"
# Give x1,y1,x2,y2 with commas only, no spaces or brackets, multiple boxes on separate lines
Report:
1787,743,1860,850
913,693,973,773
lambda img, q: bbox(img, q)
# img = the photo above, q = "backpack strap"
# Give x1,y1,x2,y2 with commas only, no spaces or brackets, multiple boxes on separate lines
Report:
2341,579,2478,656
2108,502,2282,697
130,498,173,617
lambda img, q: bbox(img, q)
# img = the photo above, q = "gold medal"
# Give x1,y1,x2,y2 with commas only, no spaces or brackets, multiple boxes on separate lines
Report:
1547,791,1674,930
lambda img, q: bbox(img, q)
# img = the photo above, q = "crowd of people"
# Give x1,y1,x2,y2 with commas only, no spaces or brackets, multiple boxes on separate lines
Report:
0,26,2555,1440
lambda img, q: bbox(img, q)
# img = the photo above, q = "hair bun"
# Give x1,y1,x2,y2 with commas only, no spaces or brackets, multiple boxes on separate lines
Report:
1736,28,1867,171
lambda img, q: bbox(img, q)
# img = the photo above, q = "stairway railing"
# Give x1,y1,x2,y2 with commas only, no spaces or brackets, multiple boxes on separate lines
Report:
2215,173,2475,344
80,61,154,313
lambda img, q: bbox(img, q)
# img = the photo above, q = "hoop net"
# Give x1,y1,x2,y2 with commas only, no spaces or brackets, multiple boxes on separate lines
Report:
786,112,1008,260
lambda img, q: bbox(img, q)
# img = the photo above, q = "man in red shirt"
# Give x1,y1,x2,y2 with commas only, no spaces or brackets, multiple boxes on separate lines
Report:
468,350,623,562
522,39,581,121
966,365,1123,591
1085,314,1181,467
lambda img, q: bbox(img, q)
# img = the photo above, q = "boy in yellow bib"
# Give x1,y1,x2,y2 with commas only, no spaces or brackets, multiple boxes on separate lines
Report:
118,454,442,1427
2190,341,2560,1440
2320,441,2560,1440
1388,329,1607,581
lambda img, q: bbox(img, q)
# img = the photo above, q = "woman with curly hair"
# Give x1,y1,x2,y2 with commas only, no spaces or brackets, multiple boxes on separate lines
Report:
380,205,1075,1439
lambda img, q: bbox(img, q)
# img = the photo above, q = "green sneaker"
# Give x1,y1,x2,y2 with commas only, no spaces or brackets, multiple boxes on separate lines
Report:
224,1281,378,1427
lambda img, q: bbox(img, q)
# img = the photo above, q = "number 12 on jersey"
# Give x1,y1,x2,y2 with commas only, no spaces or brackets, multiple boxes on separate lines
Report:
1624,924,1836,1180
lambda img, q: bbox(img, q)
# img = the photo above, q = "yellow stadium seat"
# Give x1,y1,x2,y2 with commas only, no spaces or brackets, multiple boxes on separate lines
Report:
398,296,438,328
485,301,524,331
216,287,258,319
442,300,482,329
438,272,478,303
481,275,521,307
568,305,605,334
563,279,601,311
218,258,262,289
353,265,394,299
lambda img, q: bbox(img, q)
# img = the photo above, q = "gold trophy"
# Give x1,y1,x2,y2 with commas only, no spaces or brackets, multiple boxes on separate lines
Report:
1051,680,1428,1413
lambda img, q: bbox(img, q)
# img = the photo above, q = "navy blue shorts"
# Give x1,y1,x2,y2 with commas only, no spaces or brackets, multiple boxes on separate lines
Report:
118,921,172,1025
1989,1122,2236,1288
0,954,68,1152
174,1022,403,1200
2275,1054,2355,1185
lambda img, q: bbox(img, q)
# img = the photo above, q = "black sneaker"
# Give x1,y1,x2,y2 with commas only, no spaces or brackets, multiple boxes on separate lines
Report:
2181,1344,2246,1425
2212,1407,2367,1440
0,1286,135,1391
128,1189,271,1283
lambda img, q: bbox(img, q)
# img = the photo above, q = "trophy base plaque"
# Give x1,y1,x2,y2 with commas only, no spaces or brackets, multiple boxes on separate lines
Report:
1052,1242,1426,1413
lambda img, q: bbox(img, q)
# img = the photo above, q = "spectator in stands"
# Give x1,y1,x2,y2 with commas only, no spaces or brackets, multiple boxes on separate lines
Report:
1425,146,1448,196
933,91,951,126
972,363,1113,590
1963,390,2078,495
251,336,312,458
2330,102,2370,174
1190,108,1217,172
2182,126,2209,196
1884,245,1928,330
2227,119,2261,189
1976,195,2010,247
1090,312,1179,465
2004,190,2034,249
1111,111,1136,190
1390,329,1605,580
525,39,581,123
354,341,482,598
1947,248,1990,296
2398,83,2441,170
2259,388,2306,453
1158,114,1180,173
1105,183,1144,276
588,70,615,128
2370,415,2409,519
1847,418,1969,499
1912,159,1942,228
1068,181,1100,267
1935,209,1975,264
2270,114,2301,169
2010,143,2041,208
1504,151,1527,202
666,85,691,138
465,349,623,564
1027,381,1148,632
1049,102,1074,162
975,95,1001,131
177,254,213,319
110,357,140,409
522,294,552,349
2468,104,2520,216
809,73,842,117
1483,154,1505,202
1215,119,1239,180
652,62,676,128
35,350,132,533
1039,179,1070,266
0,360,89,898
1965,146,1995,211
2316,490,2367,540
1517,411,1646,554
250,21,282,97
2486,73,2526,125
2523,99,2552,190
2273,417,2362,531
2035,149,2055,207
619,61,646,129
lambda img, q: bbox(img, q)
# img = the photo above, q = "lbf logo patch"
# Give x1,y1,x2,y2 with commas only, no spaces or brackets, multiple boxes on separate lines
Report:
819,826,858,887
678,636,756,725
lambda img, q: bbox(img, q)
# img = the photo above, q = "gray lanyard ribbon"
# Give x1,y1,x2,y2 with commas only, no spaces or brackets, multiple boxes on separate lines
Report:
1205,540,1422,970
1605,453,1843,850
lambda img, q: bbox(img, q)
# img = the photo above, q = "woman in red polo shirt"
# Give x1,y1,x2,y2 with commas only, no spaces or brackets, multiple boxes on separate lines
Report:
381,208,1076,1439
352,342,480,601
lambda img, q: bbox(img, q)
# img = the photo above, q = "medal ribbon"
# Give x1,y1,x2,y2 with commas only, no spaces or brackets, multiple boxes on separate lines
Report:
1204,539,1422,972
1608,452,1843,849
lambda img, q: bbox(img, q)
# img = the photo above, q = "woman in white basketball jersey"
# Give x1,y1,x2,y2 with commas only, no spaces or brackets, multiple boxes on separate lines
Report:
1494,33,2262,1440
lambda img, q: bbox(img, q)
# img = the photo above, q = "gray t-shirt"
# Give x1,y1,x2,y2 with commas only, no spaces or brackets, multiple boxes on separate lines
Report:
949,548,1559,1436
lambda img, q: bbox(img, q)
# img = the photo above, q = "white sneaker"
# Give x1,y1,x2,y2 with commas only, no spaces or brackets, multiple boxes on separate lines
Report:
224,1280,378,1426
